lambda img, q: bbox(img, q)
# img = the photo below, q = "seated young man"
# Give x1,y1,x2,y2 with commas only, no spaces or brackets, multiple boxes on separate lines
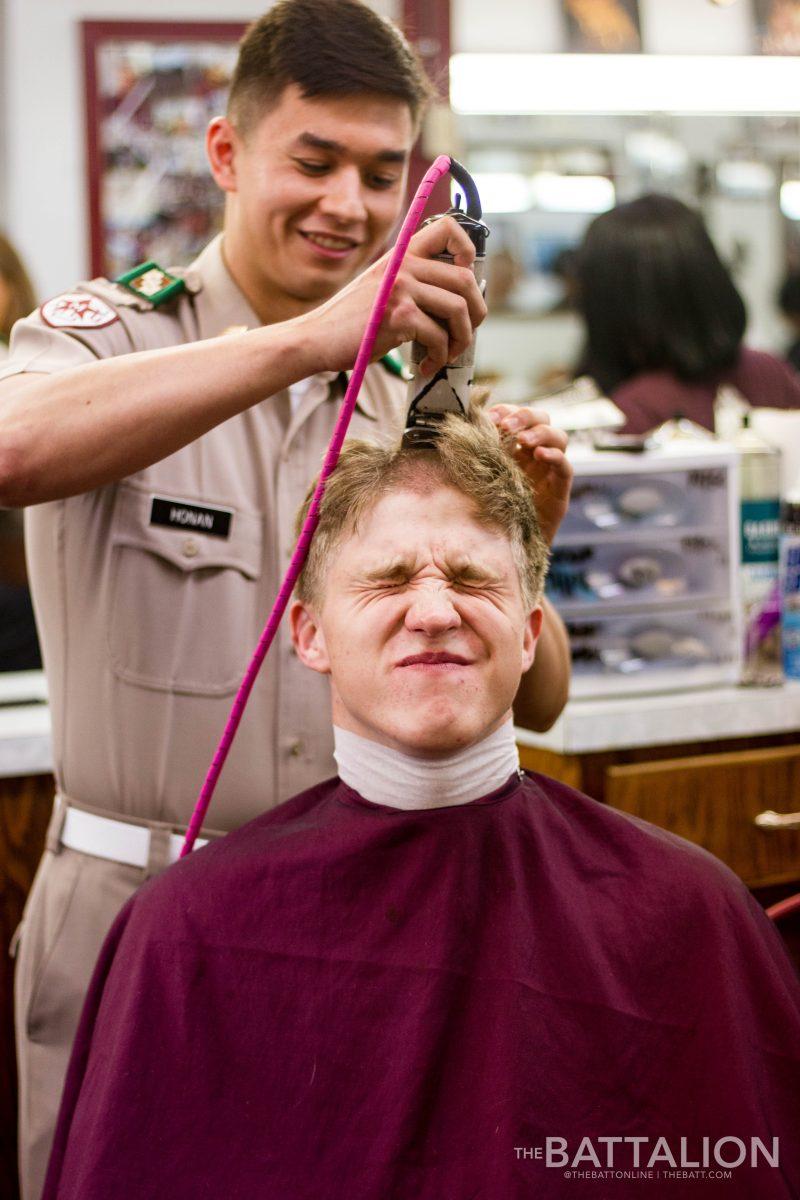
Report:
44,413,800,1199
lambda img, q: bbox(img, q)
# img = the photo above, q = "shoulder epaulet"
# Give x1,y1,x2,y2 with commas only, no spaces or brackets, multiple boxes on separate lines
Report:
380,350,412,382
116,261,186,308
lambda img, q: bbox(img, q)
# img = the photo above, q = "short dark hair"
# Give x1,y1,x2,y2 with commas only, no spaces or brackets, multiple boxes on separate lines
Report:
228,0,435,136
575,193,747,394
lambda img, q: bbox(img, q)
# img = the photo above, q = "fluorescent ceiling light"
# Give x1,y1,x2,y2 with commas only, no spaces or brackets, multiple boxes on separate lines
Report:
451,54,800,115
531,172,615,213
458,171,614,215
781,181,800,220
624,130,689,176
464,172,531,213
716,160,775,196
556,147,610,175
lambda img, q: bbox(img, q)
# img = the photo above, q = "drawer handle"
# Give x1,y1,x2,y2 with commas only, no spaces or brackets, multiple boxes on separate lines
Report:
754,810,800,831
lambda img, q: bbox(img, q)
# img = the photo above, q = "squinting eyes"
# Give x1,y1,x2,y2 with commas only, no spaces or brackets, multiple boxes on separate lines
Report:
371,581,489,592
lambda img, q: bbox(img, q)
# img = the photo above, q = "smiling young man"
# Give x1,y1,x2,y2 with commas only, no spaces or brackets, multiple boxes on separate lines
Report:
214,84,411,324
0,4,571,1196
42,410,799,1200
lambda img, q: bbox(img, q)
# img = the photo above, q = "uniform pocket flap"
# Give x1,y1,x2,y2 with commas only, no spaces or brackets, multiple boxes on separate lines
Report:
111,485,262,579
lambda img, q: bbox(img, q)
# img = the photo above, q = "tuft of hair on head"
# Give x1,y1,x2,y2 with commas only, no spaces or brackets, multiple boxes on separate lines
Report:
295,394,549,611
228,0,436,137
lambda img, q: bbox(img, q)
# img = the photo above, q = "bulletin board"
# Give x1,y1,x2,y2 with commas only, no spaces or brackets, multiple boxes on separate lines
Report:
753,0,800,55
560,0,641,53
82,21,246,279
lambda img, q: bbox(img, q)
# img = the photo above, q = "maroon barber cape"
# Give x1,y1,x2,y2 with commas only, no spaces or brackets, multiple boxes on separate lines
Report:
43,773,800,1199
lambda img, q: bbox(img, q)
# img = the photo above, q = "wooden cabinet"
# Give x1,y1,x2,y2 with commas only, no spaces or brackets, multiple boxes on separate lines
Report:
518,733,800,889
0,773,53,1200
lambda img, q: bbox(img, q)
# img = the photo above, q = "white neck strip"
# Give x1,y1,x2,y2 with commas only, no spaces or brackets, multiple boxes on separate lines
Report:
333,720,520,810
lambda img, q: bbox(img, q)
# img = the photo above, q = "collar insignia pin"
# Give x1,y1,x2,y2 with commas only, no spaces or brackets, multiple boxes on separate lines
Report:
116,261,185,307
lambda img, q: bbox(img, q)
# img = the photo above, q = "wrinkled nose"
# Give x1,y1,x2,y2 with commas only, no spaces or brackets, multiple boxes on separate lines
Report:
405,587,461,637
317,166,368,225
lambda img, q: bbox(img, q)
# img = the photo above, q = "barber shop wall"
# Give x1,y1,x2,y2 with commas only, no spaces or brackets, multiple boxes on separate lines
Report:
453,0,753,53
0,0,398,300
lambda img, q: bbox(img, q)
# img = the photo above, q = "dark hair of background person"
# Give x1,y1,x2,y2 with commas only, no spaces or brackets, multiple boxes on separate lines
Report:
574,193,747,396
0,232,36,344
777,272,800,373
228,0,436,137
778,272,800,319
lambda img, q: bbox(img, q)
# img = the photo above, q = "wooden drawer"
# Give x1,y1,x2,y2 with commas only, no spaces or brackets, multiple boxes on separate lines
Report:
0,772,54,1200
605,745,800,888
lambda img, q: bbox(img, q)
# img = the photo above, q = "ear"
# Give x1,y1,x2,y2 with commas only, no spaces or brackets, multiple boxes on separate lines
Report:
290,599,332,675
521,605,543,674
206,116,241,194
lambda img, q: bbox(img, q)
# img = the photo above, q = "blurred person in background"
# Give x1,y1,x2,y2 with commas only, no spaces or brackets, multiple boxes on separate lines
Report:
777,270,800,373
0,507,41,672
0,232,36,356
0,233,40,668
574,193,800,434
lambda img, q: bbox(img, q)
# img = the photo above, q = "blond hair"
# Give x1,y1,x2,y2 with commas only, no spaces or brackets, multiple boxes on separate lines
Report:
295,403,549,610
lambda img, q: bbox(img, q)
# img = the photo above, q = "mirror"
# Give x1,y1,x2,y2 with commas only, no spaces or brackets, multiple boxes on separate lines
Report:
454,110,800,392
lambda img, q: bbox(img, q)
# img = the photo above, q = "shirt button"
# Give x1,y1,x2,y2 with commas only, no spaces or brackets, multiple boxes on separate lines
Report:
182,538,199,558
288,739,303,757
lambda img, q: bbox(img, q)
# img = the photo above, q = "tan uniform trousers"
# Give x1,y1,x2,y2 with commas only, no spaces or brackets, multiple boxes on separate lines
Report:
13,795,223,1200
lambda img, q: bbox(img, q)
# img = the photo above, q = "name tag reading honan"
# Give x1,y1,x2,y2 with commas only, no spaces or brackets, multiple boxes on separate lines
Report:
149,496,233,539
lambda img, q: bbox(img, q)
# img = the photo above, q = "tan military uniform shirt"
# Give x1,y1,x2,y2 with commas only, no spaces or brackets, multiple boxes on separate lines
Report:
0,234,406,830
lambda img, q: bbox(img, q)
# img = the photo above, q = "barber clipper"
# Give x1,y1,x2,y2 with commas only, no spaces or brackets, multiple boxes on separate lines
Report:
402,159,489,449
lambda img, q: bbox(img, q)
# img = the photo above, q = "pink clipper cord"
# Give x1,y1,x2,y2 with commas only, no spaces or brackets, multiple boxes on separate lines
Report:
180,154,453,857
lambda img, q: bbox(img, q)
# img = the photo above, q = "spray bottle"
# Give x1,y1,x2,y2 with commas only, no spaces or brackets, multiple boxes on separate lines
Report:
735,414,782,686
780,493,800,681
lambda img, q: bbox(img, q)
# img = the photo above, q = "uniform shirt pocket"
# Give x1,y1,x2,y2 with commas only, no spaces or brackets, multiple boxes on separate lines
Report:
106,484,263,695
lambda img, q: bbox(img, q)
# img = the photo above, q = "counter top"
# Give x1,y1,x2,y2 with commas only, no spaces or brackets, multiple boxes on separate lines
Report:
516,681,800,756
0,671,47,706
0,671,52,778
2,673,799,780
0,703,52,778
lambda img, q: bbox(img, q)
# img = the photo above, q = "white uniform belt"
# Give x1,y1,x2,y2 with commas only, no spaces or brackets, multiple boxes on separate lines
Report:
61,806,207,868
